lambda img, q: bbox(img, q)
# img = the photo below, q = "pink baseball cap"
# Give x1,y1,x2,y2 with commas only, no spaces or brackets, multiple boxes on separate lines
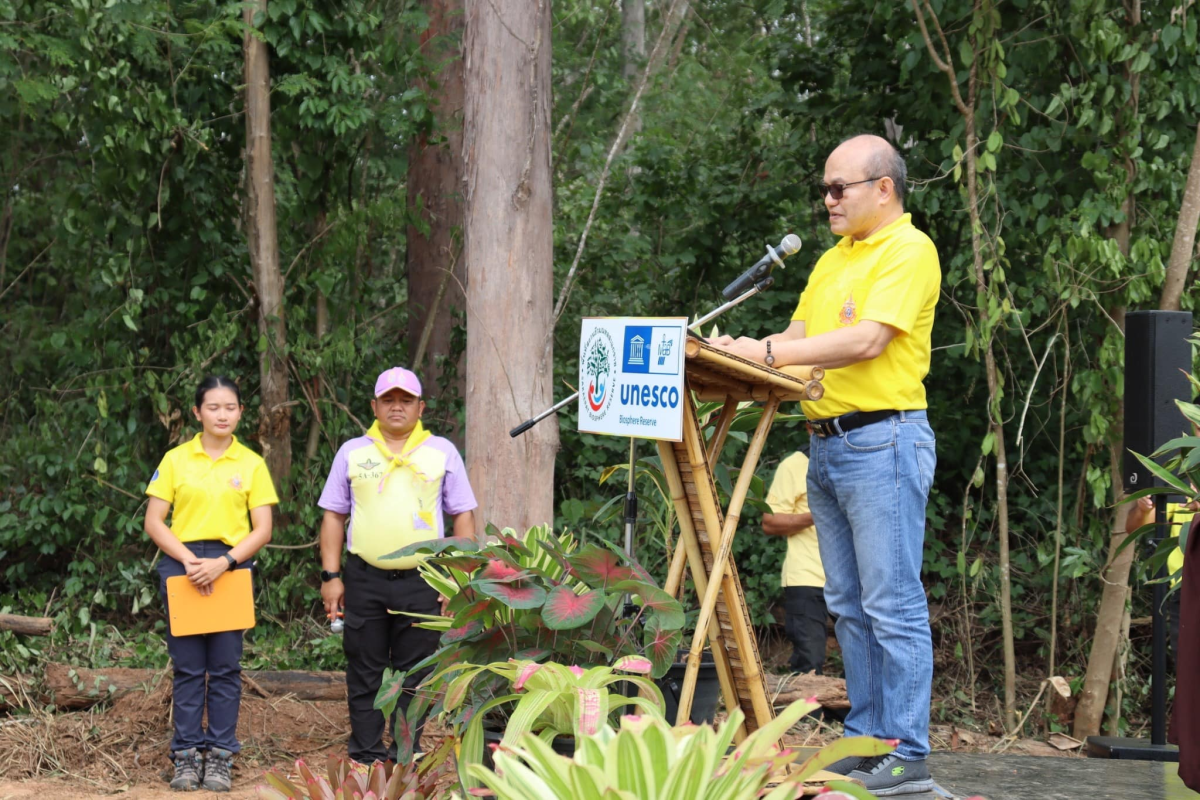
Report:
374,367,422,398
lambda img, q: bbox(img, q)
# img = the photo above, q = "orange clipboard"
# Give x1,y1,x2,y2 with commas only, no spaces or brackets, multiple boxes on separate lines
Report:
166,569,256,636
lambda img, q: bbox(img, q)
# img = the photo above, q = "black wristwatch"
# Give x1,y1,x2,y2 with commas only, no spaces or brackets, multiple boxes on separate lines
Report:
320,570,342,582
223,553,238,570
764,339,775,367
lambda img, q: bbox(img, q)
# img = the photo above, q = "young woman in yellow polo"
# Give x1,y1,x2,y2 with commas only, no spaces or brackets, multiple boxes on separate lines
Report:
143,375,278,792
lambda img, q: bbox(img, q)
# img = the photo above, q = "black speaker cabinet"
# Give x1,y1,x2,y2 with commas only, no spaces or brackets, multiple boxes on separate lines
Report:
1123,310,1194,493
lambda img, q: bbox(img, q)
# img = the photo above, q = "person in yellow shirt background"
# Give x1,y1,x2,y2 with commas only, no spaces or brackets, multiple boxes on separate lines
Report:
143,376,279,792
763,448,828,675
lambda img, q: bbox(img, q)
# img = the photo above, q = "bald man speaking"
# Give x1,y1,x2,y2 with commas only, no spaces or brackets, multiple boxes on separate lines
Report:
711,134,940,796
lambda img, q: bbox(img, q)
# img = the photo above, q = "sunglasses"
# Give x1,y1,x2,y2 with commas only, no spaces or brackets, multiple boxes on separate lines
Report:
815,177,881,200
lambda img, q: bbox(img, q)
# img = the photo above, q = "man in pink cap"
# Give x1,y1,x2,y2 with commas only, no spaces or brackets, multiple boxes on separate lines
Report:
316,366,477,765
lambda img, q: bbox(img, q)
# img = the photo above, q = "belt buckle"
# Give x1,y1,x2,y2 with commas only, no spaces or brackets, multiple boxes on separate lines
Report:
809,420,831,438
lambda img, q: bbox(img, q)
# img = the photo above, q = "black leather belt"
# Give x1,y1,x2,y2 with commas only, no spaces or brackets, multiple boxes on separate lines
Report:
807,409,898,438
348,552,419,580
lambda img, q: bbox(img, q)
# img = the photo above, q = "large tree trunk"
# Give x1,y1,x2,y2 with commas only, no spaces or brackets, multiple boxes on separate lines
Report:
407,0,467,442
621,0,645,81
243,0,290,487
462,0,557,532
1162,121,1200,312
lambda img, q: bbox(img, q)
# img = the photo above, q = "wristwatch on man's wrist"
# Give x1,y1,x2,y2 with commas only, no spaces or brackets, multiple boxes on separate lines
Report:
223,553,238,570
320,570,342,582
764,339,775,367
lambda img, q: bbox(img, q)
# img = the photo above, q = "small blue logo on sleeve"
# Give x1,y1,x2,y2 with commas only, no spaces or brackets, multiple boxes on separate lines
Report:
150,469,159,483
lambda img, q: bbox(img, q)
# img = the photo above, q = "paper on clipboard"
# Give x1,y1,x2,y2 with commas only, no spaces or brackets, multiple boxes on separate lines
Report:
166,569,255,636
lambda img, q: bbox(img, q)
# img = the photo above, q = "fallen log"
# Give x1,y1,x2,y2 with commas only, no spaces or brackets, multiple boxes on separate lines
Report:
2,664,348,710
0,613,53,636
764,671,850,710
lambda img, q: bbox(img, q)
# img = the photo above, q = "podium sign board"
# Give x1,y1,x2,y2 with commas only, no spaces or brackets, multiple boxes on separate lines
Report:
578,317,687,442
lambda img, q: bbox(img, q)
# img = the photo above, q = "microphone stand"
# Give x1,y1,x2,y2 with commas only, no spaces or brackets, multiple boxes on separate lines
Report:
509,273,776,438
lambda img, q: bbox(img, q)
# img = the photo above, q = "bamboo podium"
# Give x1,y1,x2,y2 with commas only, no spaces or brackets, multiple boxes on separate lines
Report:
658,337,824,741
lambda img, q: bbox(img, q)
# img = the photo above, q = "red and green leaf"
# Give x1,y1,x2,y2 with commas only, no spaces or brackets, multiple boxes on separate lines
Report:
478,559,529,583
643,619,684,678
612,654,653,674
542,585,605,630
435,554,489,573
442,618,486,644
373,668,407,716
568,544,637,588
613,580,685,628
472,579,547,609
513,646,551,661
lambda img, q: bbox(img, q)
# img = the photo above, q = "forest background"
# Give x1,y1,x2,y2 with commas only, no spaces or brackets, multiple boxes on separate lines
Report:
2,0,1199,741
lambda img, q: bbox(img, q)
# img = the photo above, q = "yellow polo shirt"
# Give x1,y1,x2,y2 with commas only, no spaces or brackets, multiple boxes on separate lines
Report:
765,452,825,588
792,213,941,419
146,434,279,546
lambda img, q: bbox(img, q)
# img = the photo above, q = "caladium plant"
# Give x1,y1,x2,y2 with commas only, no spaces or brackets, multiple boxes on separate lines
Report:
374,524,685,772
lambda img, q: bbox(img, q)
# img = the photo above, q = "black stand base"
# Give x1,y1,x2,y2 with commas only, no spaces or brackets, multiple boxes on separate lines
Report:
1085,735,1179,761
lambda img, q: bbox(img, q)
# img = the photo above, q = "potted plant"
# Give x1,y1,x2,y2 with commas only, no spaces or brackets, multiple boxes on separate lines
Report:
255,737,456,799
375,525,685,773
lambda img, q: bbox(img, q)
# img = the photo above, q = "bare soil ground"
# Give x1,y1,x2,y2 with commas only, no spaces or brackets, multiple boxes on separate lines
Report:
0,638,1081,798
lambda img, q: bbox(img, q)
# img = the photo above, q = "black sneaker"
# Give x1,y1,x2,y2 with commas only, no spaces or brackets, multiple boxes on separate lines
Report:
849,754,934,796
169,748,202,791
202,747,233,792
823,755,864,776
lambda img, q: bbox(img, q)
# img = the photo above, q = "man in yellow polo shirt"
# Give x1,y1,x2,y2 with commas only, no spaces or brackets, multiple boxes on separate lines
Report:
711,134,939,796
763,449,827,675
317,367,477,765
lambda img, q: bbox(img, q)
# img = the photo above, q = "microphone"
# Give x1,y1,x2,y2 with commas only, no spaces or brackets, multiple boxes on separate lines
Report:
721,234,802,300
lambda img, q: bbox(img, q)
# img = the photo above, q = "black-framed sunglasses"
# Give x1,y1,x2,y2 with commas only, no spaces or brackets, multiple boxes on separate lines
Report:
816,177,881,200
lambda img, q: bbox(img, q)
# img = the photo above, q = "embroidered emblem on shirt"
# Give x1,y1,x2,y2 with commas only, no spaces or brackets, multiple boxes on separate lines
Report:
151,469,159,483
230,474,243,490
839,293,858,326
357,458,381,471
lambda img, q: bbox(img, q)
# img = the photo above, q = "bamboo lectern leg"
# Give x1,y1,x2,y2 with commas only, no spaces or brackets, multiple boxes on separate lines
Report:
657,439,746,741
677,394,780,727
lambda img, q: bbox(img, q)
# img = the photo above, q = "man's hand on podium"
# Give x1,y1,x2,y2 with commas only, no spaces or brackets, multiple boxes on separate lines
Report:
707,334,768,364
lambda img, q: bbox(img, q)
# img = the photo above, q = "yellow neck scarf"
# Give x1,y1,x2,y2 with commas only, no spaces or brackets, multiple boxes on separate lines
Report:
365,419,434,492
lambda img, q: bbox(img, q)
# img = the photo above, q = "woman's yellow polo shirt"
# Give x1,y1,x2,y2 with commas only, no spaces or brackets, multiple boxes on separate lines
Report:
146,434,279,546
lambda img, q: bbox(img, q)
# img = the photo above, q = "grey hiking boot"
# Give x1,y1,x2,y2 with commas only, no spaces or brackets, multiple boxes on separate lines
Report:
169,748,203,791
202,747,234,792
849,754,934,796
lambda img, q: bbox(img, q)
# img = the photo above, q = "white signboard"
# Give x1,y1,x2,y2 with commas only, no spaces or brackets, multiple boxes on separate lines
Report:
577,317,687,442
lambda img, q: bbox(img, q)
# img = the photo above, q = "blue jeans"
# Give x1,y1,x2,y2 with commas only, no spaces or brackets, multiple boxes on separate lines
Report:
807,410,936,760
156,540,251,754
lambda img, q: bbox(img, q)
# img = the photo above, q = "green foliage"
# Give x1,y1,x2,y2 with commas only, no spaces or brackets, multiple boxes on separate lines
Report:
468,697,893,800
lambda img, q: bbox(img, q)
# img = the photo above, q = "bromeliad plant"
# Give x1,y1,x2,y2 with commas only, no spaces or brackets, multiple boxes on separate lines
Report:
468,697,896,800
255,738,455,800
439,656,667,789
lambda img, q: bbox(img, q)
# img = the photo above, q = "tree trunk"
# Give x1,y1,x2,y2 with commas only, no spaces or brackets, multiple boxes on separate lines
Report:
407,0,467,442
1162,121,1200,312
1074,441,1136,738
462,0,557,532
243,0,290,487
911,0,1015,732
621,0,645,81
